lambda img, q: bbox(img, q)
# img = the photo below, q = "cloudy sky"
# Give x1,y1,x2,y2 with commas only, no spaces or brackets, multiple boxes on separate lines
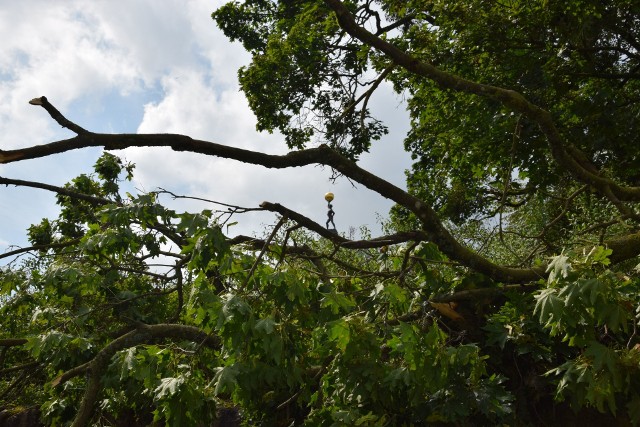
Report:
0,0,411,256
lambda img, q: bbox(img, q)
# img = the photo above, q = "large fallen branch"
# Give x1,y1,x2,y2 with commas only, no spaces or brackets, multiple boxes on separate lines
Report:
68,323,220,427
0,96,552,283
4,97,639,282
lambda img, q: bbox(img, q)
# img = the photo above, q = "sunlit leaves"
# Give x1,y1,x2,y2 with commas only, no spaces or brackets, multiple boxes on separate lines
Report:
536,248,640,420
184,224,230,272
154,376,185,400
94,152,134,196
321,289,356,314
102,345,218,426
327,318,351,352
82,226,141,256
213,364,239,396
152,373,216,426
546,254,571,283
3,16,640,418
27,218,53,247
26,332,93,368
214,0,387,157
536,248,634,342
534,288,564,328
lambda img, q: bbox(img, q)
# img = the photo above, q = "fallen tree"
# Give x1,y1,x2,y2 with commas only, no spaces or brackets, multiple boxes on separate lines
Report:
1,0,640,425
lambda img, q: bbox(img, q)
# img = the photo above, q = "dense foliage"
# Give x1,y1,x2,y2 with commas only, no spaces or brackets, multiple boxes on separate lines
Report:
2,0,640,425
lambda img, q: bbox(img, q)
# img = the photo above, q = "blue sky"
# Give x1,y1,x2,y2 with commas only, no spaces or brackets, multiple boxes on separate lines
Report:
0,0,411,257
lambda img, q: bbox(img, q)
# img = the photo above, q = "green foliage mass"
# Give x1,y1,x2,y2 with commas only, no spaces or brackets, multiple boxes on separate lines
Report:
2,0,640,426
1,158,514,425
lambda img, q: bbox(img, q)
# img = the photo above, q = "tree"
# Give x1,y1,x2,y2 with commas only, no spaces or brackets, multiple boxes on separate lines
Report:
1,0,640,425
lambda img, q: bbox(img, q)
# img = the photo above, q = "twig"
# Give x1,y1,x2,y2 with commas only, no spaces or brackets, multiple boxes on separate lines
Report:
29,96,90,135
242,216,287,288
339,64,394,121
0,239,81,260
0,176,110,205
0,369,29,400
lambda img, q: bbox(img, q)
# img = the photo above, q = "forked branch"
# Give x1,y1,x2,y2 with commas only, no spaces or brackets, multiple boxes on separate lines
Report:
0,96,551,282
69,323,220,427
8,96,639,282
322,0,640,203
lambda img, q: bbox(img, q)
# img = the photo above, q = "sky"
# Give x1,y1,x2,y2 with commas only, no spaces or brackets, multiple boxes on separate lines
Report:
0,0,412,256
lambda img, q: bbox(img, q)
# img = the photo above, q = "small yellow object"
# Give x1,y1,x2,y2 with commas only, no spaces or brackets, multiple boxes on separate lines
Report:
324,192,334,202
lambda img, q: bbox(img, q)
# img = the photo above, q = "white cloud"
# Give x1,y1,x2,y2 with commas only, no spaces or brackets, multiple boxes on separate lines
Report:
0,0,412,255
4,4,140,96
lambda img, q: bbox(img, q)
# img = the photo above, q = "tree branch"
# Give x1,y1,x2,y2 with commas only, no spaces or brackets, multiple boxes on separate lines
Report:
0,97,553,282
430,284,540,303
28,96,90,135
0,239,81,261
242,216,287,288
0,362,39,376
16,97,640,282
0,176,111,205
322,0,640,203
338,64,394,121
70,323,220,427
0,339,27,347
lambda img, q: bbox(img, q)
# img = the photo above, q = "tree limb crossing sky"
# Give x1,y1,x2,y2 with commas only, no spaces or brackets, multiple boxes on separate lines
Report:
0,0,411,255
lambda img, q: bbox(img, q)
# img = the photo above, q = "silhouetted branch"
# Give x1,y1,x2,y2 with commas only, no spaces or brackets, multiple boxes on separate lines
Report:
322,0,640,203
0,176,110,205
6,96,631,282
29,96,90,135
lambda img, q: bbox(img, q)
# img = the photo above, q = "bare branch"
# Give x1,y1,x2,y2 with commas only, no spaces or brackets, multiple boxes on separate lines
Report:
0,239,80,260
0,121,543,282
375,14,419,36
7,97,628,282
242,216,287,288
339,64,394,121
29,96,90,135
0,176,110,205
155,188,261,213
50,361,90,387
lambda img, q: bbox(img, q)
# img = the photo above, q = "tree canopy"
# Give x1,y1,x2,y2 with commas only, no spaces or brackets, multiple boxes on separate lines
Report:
2,0,640,425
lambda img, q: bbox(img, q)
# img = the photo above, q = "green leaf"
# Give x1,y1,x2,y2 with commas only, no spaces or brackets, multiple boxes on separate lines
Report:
584,341,617,374
213,365,239,395
154,376,185,400
483,321,509,349
534,288,563,324
255,316,277,335
355,412,382,425
120,348,138,380
587,246,613,266
546,254,571,283
627,395,640,426
598,303,628,332
328,319,351,351
321,290,356,314
580,278,606,305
